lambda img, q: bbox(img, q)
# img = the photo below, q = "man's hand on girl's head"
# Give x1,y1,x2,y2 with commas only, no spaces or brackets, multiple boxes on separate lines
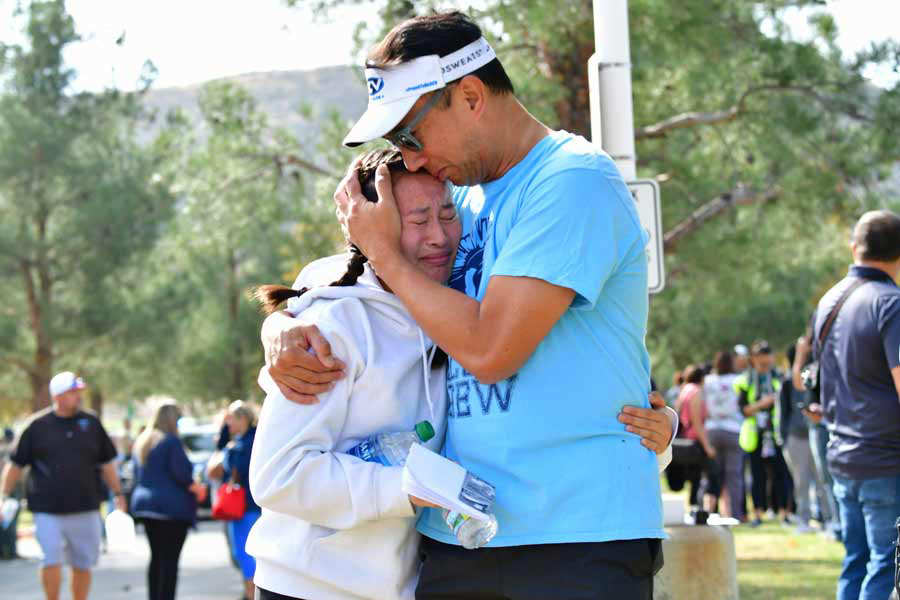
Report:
335,164,404,272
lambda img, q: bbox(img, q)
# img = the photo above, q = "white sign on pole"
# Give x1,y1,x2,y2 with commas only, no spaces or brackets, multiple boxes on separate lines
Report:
627,179,665,294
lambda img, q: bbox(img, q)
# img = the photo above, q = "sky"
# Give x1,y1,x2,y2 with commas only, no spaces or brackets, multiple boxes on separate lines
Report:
0,0,897,92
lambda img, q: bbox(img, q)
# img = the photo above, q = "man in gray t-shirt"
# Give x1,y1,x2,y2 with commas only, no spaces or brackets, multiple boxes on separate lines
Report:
814,210,900,600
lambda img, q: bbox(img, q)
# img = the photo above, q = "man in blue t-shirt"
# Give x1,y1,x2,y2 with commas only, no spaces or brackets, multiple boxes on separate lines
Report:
260,12,676,599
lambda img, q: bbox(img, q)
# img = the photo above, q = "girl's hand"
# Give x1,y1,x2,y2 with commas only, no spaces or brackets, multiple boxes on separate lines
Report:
409,495,441,508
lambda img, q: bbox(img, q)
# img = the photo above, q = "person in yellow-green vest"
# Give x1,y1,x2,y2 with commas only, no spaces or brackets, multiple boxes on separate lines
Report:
735,340,792,527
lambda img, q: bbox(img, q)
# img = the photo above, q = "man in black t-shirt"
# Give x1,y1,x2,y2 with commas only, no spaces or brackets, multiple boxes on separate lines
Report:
0,372,125,600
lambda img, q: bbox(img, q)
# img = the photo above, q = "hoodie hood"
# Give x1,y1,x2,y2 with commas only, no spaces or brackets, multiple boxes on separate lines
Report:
287,254,423,335
285,254,441,418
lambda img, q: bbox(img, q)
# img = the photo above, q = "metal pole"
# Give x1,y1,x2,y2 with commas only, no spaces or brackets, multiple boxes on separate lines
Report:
588,0,637,180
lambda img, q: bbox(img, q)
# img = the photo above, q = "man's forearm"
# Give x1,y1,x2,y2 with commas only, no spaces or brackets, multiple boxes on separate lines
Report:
792,341,810,391
1,463,21,497
100,461,122,495
376,250,575,383
376,255,492,376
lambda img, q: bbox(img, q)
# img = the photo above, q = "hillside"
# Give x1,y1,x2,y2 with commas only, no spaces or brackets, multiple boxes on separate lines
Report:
138,65,367,146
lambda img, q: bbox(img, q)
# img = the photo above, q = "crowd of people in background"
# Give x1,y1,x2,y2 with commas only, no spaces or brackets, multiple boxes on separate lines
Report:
665,341,837,537
0,375,261,600
663,209,900,600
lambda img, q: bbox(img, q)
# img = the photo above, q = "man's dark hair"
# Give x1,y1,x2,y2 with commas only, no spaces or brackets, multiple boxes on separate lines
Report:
682,364,704,385
367,11,514,97
712,351,733,375
851,210,900,262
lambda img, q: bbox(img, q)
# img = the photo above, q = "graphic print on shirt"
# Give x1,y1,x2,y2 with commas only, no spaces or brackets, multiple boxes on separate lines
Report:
448,216,490,295
446,214,517,418
447,361,518,418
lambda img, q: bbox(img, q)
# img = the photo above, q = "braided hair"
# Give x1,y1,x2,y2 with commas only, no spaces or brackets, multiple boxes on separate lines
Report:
253,149,448,368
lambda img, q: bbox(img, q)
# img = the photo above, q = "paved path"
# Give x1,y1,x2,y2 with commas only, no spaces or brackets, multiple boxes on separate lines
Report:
0,520,244,599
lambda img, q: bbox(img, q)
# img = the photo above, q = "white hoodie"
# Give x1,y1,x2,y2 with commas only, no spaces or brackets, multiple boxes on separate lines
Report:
247,255,447,600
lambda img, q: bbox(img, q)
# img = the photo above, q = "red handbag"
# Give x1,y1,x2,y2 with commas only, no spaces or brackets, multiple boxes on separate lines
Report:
212,469,246,521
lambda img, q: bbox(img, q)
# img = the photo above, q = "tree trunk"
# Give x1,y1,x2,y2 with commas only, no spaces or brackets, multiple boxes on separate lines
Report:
88,384,103,418
20,258,52,413
226,248,243,400
539,36,594,138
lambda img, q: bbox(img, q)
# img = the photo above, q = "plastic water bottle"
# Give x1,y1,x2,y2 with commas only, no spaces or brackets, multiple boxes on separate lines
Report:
443,510,499,549
347,420,499,548
441,468,499,549
347,421,435,467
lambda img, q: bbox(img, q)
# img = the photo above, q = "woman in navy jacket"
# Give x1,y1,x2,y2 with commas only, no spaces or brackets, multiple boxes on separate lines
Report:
131,402,205,600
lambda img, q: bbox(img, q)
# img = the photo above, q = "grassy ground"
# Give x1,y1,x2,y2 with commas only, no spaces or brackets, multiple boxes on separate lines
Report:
733,520,843,599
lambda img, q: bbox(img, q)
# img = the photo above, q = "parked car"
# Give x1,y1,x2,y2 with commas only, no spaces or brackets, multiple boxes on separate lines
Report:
178,419,219,514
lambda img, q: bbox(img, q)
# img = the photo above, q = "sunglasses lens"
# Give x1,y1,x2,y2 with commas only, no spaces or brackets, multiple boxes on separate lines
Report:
396,131,421,152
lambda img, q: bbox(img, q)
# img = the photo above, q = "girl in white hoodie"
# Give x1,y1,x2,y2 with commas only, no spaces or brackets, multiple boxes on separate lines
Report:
246,149,461,600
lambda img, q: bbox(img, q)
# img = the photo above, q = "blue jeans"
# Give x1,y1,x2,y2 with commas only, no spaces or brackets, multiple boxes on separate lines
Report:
832,473,900,600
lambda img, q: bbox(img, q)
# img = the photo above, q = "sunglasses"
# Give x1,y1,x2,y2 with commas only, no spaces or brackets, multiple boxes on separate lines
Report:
384,87,447,152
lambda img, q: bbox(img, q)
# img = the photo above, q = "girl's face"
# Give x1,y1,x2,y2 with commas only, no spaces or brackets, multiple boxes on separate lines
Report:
393,173,461,284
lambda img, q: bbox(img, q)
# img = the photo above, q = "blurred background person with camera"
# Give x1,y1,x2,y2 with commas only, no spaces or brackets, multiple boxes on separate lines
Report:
793,332,843,541
811,209,900,600
778,343,830,535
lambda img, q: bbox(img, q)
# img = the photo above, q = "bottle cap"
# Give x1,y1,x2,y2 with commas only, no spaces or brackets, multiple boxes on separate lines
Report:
415,421,435,442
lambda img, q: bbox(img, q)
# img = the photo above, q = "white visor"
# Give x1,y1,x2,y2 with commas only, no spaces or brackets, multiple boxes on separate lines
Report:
343,36,497,147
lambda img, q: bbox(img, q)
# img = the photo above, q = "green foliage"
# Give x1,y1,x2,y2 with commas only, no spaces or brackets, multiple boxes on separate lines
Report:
625,0,899,378
118,81,340,406
4,0,898,413
1,2,342,413
298,0,900,386
0,0,174,413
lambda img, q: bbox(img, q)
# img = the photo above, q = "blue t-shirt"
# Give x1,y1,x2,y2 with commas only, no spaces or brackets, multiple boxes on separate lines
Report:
417,131,664,546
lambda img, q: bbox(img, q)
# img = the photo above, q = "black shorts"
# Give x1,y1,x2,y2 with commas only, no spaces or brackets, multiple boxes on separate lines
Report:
256,588,304,600
416,536,664,600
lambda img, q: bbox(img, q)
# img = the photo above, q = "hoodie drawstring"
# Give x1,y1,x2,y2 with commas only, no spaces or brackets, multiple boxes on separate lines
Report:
418,328,438,423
